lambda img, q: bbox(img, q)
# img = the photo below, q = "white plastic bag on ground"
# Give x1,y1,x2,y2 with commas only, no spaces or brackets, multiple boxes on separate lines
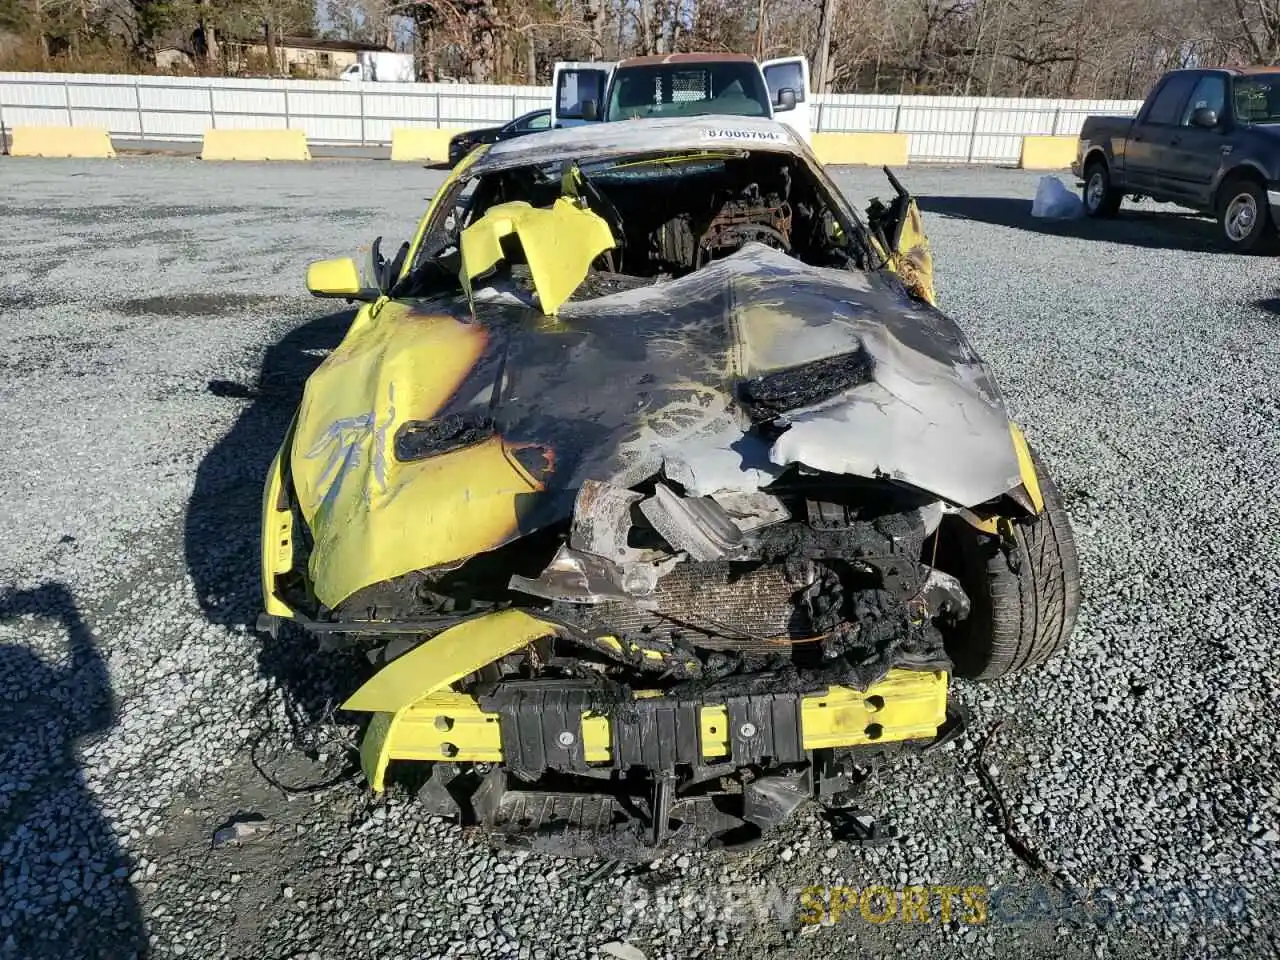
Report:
1031,175,1085,220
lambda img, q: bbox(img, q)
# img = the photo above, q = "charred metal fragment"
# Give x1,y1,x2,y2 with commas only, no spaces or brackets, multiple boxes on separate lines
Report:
567,480,645,563
737,347,875,421
639,482,745,561
507,544,634,604
709,490,791,532
743,768,813,831
918,565,971,621
560,629,703,677
395,411,496,461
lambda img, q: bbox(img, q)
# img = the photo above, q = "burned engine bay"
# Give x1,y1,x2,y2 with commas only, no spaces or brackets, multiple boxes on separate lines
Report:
437,149,868,289
335,475,968,699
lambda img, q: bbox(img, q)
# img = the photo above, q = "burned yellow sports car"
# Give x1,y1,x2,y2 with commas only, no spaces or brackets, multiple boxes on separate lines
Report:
258,116,1079,855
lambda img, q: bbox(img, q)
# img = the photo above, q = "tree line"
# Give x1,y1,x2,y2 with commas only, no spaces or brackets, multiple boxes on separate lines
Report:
2,0,1279,99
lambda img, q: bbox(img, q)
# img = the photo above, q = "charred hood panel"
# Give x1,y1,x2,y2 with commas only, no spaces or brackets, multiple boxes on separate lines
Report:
290,243,1021,608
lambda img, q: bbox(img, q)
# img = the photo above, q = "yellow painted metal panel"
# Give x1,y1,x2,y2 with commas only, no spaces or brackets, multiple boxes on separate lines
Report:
355,665,949,791
1019,135,1077,170
812,132,909,166
259,421,297,619
200,128,311,161
459,197,616,316
10,126,115,158
390,128,464,163
289,298,550,607
341,609,560,714
1008,422,1045,513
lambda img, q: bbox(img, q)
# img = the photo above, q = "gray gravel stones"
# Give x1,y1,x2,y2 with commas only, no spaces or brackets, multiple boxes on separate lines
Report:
0,157,1277,959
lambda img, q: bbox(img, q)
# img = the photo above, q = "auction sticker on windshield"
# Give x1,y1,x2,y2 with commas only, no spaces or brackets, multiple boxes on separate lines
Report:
701,128,788,142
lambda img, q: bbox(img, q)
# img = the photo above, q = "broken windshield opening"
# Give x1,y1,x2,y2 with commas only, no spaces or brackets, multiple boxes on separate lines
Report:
400,148,873,309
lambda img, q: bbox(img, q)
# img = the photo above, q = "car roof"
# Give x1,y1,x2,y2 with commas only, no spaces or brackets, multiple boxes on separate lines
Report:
616,52,757,68
1162,66,1280,77
471,115,807,173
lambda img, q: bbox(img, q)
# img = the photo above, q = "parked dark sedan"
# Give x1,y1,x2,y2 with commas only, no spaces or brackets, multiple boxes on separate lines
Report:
447,108,552,166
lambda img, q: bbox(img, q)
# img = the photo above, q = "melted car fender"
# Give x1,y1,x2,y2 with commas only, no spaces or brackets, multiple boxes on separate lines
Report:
459,196,617,316
289,302,545,609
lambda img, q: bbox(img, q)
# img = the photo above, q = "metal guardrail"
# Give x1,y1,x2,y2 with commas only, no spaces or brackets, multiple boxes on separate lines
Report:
0,72,1143,160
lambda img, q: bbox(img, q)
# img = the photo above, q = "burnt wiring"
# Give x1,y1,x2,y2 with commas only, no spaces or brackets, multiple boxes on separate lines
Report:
245,685,364,798
975,720,1084,897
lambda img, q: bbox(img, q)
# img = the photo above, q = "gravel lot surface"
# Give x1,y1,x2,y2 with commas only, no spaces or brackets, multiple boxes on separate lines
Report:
0,155,1277,960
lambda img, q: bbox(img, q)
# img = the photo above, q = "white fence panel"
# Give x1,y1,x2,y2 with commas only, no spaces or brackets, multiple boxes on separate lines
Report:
0,71,1148,161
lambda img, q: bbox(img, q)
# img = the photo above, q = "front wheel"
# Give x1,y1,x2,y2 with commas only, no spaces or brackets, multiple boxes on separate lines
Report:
937,450,1081,681
1083,160,1122,218
1217,178,1276,253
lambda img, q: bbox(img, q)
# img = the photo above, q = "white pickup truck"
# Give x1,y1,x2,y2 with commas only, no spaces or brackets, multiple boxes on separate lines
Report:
551,53,813,145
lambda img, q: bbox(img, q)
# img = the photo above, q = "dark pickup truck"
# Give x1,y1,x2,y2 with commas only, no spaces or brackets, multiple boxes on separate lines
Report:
1074,67,1280,251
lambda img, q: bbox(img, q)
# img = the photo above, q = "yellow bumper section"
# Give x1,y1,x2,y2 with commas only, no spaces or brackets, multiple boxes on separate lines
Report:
354,666,948,792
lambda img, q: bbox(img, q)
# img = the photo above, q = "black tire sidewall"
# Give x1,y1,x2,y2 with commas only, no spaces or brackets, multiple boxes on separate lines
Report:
1217,179,1271,252
1083,160,1119,218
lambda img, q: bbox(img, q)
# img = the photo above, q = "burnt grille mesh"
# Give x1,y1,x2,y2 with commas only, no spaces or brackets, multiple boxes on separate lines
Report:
565,560,815,640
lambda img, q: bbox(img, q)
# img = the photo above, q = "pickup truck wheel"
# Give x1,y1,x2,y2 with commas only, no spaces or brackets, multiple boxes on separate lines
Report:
1083,160,1122,218
936,449,1081,681
1217,178,1276,253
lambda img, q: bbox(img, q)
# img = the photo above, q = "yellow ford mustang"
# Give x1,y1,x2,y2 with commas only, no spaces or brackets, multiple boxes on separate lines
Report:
258,115,1079,856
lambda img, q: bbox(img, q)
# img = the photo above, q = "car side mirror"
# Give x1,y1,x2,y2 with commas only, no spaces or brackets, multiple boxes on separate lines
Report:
581,99,599,121
1191,106,1219,129
307,257,367,299
775,87,797,112
306,257,377,301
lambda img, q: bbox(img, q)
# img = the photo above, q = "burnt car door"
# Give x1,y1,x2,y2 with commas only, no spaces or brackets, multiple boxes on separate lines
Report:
1162,72,1231,209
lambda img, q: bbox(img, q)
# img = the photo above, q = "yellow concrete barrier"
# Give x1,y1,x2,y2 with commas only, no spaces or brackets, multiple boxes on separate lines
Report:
10,126,116,158
1019,135,1077,170
812,132,909,166
390,128,462,163
200,129,311,161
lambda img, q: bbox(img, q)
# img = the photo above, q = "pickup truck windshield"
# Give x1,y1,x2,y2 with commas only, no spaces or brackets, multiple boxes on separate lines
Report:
1234,76,1280,125
606,63,771,121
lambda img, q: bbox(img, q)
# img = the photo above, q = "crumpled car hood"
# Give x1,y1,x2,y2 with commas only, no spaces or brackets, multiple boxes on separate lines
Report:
290,243,1022,609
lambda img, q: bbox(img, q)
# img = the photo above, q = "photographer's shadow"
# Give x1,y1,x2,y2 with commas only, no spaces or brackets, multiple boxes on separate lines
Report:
0,583,148,959
184,307,358,725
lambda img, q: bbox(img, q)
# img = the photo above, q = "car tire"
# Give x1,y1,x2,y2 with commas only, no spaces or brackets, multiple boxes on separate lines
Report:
1082,159,1122,218
1216,177,1276,253
938,449,1081,681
